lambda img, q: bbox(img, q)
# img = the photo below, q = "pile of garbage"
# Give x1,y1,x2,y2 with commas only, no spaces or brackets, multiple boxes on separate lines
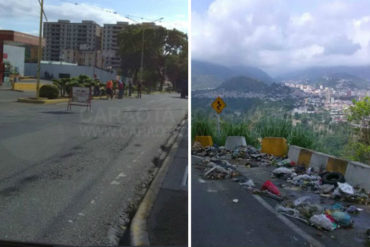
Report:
271,160,369,205
276,199,362,231
192,142,280,167
194,158,240,180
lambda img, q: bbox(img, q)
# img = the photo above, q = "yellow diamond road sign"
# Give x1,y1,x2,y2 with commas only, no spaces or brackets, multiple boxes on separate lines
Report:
211,96,226,114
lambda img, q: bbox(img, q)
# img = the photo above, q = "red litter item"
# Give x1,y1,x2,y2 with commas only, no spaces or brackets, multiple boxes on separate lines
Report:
290,161,296,166
325,213,335,223
261,180,281,196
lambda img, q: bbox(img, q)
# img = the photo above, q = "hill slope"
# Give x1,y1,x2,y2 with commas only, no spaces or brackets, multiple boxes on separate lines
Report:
192,60,272,90
277,66,370,89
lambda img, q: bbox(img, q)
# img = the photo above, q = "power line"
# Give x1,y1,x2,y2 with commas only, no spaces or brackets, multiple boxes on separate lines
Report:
37,0,48,21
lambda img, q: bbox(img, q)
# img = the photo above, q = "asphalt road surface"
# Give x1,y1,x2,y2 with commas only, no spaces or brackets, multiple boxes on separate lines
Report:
191,167,311,247
0,91,187,246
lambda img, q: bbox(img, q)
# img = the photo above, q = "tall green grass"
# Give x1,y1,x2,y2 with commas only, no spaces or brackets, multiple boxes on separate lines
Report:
192,115,316,149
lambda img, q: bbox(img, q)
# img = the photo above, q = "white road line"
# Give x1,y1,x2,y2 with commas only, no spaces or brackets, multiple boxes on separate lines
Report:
111,180,120,185
181,166,188,187
253,195,325,247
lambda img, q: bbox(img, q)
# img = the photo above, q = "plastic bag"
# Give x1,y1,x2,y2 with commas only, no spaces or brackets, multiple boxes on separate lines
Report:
310,214,337,231
337,182,354,195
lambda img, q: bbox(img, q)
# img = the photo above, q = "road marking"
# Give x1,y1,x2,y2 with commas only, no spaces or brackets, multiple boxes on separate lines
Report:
181,166,188,187
253,195,325,247
111,180,120,185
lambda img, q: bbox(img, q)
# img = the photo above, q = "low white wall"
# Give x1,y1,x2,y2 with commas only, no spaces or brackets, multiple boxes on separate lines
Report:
345,161,370,192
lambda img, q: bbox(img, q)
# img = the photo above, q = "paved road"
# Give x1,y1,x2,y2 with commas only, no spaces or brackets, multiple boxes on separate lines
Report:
147,123,188,246
0,91,187,246
191,167,311,247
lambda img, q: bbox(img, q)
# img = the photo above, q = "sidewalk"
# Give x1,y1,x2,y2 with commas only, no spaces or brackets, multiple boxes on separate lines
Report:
147,123,188,246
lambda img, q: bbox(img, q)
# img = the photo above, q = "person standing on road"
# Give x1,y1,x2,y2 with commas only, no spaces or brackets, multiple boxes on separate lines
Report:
137,82,142,98
129,82,132,97
118,80,124,99
106,80,114,100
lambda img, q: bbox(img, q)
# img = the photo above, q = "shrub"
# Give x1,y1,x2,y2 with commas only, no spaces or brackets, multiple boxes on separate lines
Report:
288,125,316,149
39,85,59,99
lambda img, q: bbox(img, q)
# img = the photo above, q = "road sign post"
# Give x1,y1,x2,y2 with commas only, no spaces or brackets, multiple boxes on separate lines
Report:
211,96,226,137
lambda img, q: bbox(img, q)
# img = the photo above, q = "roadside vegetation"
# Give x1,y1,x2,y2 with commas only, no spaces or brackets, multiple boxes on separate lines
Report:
192,103,366,164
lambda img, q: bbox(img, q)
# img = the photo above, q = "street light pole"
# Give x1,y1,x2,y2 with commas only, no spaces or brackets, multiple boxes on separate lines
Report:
36,0,44,98
139,25,145,85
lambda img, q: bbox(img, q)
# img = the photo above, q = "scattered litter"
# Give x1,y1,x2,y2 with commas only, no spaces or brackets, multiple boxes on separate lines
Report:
293,196,312,206
321,172,345,185
261,180,281,196
338,182,354,195
329,211,352,227
272,167,294,178
320,184,335,194
277,159,295,167
240,179,255,188
192,139,370,235
310,214,337,231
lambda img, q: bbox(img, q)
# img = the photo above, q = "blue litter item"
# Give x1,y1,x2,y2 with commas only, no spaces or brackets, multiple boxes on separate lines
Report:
331,211,352,227
331,203,344,211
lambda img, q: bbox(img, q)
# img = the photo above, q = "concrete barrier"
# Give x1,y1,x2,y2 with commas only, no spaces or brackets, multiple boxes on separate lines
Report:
225,136,247,150
309,151,329,172
261,137,288,157
287,145,370,192
326,157,348,174
287,145,301,163
345,161,370,192
297,149,313,168
194,136,213,147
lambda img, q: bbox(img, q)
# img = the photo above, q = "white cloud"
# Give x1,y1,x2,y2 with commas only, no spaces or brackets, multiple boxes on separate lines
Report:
0,1,187,33
192,0,370,75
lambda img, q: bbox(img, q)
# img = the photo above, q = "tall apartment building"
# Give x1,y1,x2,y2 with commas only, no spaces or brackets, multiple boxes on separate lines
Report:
43,20,102,63
102,22,129,70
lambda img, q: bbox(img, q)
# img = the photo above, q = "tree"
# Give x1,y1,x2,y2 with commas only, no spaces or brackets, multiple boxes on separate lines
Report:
52,78,69,97
118,24,187,91
346,97,370,163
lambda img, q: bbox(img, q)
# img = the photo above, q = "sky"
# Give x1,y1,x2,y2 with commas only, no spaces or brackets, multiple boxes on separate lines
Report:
192,0,370,76
0,0,188,34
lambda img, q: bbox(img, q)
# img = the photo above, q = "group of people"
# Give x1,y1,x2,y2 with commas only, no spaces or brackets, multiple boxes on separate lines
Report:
94,79,142,99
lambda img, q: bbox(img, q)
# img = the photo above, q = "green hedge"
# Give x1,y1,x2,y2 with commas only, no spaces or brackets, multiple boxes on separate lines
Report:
39,85,59,99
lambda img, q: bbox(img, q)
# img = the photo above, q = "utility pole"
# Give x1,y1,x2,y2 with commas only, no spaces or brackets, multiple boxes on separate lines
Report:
36,0,44,98
125,16,163,87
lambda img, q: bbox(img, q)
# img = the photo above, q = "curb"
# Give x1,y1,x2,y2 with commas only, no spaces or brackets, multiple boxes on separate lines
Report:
17,97,69,104
130,118,187,246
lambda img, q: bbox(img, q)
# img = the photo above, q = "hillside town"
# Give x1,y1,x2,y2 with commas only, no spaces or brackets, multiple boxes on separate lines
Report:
285,82,370,123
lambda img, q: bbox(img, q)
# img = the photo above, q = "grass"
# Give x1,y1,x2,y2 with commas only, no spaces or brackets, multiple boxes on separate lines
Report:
192,115,316,149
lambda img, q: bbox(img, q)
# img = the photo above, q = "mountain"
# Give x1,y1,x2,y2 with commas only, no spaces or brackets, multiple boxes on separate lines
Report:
217,76,267,92
192,60,273,90
277,66,370,89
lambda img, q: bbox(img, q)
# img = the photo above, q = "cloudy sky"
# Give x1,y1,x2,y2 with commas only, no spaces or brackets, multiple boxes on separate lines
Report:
192,0,370,76
0,0,188,34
